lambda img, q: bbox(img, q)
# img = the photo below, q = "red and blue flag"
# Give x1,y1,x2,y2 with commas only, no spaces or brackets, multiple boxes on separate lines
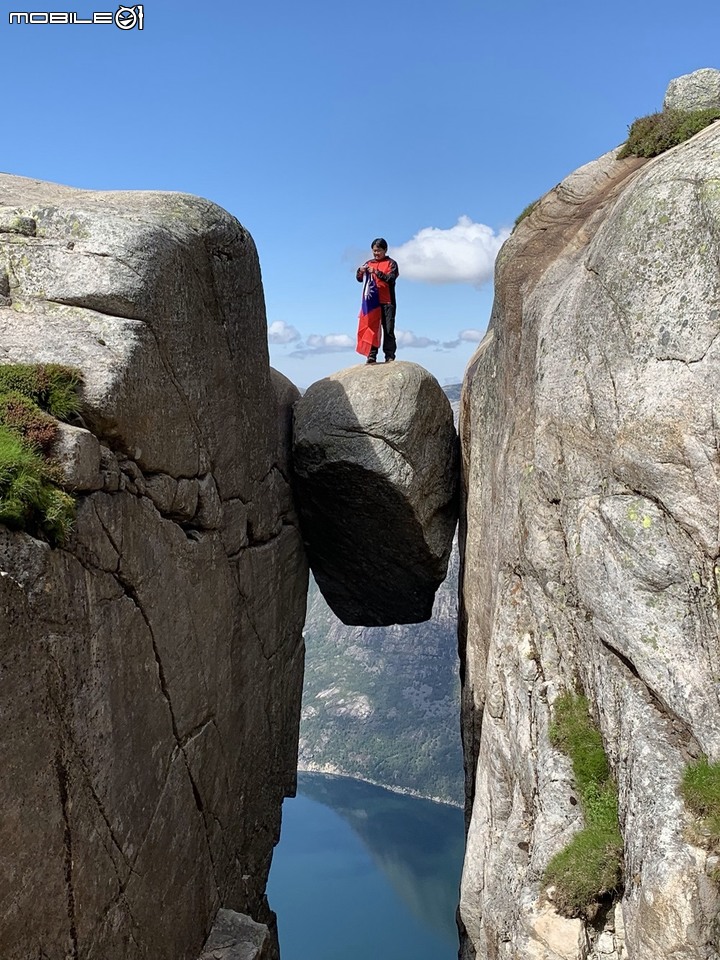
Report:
356,270,382,356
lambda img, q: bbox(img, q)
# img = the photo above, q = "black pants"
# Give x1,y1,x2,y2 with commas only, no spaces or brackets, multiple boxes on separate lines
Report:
368,304,397,361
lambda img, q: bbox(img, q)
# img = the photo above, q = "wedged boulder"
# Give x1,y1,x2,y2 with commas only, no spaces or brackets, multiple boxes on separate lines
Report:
0,175,307,960
50,422,103,491
292,361,458,626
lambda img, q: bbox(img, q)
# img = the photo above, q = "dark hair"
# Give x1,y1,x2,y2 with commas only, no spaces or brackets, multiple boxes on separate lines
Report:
371,238,388,251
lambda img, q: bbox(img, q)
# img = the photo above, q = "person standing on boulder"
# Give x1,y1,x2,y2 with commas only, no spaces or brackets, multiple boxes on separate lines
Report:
356,238,399,364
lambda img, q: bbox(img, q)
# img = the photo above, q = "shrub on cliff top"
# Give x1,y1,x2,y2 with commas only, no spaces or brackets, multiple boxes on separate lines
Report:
681,757,720,853
0,390,59,452
0,426,74,542
543,693,624,918
514,199,540,228
617,108,720,159
0,363,81,544
0,362,82,419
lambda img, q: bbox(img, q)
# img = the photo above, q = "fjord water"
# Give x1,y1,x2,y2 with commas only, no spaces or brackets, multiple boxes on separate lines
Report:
268,772,464,960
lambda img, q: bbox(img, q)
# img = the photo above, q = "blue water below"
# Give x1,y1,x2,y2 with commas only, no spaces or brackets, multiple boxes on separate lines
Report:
267,772,464,960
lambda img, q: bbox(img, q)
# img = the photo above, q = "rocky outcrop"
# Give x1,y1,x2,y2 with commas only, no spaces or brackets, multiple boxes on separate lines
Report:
0,176,307,959
663,67,720,111
292,361,458,626
459,118,720,954
197,909,273,960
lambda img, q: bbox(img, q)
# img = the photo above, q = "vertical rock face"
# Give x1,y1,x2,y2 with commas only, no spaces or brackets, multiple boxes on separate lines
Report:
459,123,720,957
0,176,307,960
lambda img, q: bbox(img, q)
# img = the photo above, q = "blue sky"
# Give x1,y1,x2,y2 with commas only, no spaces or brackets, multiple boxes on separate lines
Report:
2,0,719,387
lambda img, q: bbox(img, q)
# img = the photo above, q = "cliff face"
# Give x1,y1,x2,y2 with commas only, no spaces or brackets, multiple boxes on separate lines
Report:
0,176,307,960
459,124,720,957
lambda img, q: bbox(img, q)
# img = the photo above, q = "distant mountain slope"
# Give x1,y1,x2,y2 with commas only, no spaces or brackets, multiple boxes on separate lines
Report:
297,384,463,806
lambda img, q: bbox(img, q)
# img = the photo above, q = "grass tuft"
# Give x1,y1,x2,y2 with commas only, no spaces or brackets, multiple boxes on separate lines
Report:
0,363,81,544
514,199,539,227
681,757,720,854
0,362,82,419
617,108,720,160
543,692,624,918
0,390,58,451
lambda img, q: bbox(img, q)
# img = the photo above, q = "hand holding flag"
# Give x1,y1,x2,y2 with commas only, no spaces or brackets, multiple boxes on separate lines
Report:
356,269,382,357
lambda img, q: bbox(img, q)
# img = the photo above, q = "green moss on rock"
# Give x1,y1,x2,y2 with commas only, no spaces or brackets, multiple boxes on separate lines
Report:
0,390,58,451
543,693,624,918
0,363,82,543
0,362,81,418
681,757,720,854
514,199,540,228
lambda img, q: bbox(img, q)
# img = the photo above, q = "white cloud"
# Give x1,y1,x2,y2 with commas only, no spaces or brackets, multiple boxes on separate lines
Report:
289,332,355,358
395,329,439,349
442,328,487,350
268,320,301,344
390,216,510,287
307,334,354,349
280,325,484,360
459,328,483,342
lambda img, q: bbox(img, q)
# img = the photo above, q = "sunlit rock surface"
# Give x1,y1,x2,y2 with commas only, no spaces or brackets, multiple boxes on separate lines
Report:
663,66,720,111
0,174,307,960
292,361,458,626
459,120,720,956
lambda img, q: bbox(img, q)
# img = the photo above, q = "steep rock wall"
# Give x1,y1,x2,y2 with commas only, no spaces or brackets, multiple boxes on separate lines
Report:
0,176,307,960
459,124,720,957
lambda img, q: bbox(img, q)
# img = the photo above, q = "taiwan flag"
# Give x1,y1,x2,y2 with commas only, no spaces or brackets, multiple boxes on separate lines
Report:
356,270,382,356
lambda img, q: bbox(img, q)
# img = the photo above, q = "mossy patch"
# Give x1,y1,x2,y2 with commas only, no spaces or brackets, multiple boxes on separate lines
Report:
0,391,58,451
681,757,720,854
0,363,81,419
514,199,540,227
618,108,720,160
0,363,81,543
543,693,624,918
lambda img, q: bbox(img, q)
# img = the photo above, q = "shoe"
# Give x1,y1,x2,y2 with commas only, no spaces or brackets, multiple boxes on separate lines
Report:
366,358,377,364
384,356,395,363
